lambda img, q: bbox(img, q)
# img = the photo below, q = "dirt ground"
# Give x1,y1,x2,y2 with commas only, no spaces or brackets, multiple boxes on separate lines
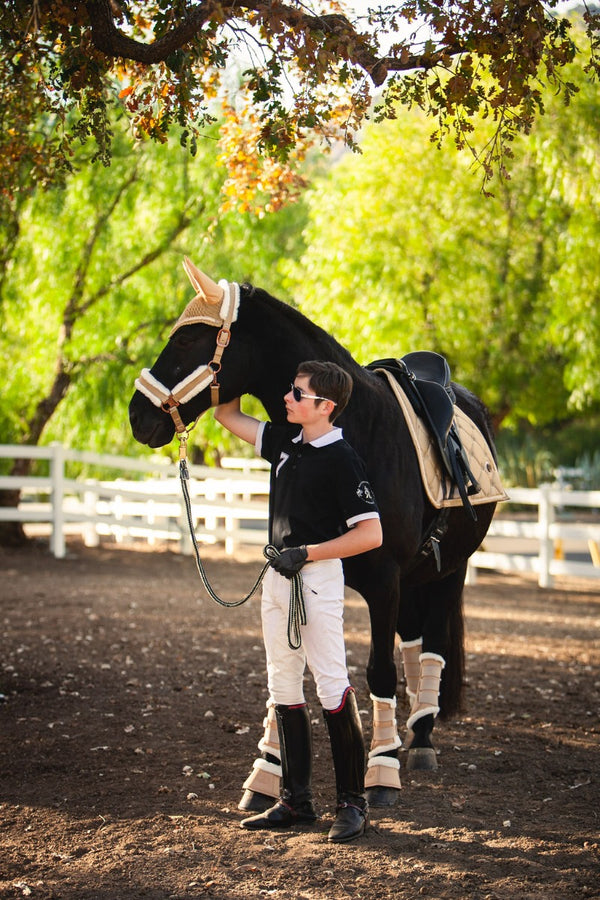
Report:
1,539,598,900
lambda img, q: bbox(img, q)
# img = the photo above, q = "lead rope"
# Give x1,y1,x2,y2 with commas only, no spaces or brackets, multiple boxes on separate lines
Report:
178,434,306,650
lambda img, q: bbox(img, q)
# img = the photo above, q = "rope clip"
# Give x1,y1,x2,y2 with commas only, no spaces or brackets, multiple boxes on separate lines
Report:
178,430,189,462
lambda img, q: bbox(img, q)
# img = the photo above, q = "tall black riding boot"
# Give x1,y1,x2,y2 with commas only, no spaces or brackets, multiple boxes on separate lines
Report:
241,703,317,830
323,688,369,843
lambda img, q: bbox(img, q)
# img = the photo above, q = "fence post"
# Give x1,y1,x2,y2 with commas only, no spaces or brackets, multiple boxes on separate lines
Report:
50,442,66,559
225,483,235,555
83,483,100,547
465,559,477,586
538,483,554,589
179,489,193,556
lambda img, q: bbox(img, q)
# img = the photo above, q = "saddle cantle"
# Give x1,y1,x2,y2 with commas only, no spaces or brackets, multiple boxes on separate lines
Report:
367,352,488,521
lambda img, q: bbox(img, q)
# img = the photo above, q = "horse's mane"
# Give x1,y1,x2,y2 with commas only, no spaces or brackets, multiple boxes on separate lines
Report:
241,283,360,373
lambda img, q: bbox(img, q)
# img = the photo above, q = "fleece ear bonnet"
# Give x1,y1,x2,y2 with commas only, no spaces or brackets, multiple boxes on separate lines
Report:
169,257,240,335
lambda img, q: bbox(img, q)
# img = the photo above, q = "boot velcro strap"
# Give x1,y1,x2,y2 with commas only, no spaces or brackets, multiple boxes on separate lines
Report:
263,718,279,742
368,736,401,756
370,719,398,739
370,695,400,754
372,709,396,726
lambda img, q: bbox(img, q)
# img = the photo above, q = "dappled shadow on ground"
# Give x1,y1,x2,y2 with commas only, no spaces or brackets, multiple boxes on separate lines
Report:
1,542,598,899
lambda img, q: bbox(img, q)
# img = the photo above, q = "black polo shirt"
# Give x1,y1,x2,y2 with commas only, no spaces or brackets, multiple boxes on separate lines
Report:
256,422,380,549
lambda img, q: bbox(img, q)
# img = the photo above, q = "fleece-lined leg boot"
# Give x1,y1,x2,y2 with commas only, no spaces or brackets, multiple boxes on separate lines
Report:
406,653,445,771
364,694,401,806
323,689,369,843
238,699,281,812
240,703,317,830
400,638,423,745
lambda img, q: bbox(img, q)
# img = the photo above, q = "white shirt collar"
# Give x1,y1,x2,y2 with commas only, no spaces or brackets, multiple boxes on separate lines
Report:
293,427,343,448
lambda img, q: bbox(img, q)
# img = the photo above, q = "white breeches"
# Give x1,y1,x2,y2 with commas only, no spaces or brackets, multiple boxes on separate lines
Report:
261,560,350,711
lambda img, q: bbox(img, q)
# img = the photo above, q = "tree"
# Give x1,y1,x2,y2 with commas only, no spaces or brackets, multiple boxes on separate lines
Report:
286,34,600,430
1,1,598,203
0,117,307,543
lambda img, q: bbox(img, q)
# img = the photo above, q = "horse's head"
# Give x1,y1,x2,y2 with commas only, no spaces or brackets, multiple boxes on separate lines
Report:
129,259,248,448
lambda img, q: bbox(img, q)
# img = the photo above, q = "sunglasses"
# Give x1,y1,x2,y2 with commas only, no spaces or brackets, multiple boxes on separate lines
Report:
289,383,337,405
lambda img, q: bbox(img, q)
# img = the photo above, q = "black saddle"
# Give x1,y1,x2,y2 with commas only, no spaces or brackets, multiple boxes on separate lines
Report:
366,351,481,520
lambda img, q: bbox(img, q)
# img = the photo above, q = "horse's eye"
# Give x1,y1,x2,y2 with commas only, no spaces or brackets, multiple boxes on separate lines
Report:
171,330,196,348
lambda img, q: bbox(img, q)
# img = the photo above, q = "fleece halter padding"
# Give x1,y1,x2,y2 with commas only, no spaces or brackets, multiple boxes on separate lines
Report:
134,279,240,429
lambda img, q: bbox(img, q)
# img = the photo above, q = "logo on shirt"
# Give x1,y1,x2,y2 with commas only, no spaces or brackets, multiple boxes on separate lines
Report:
276,451,289,477
356,481,375,504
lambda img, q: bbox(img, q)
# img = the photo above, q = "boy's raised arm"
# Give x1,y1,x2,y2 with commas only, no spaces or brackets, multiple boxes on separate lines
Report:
214,398,261,446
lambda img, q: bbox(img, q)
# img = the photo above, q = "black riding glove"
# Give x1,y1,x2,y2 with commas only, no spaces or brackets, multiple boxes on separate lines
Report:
270,545,308,579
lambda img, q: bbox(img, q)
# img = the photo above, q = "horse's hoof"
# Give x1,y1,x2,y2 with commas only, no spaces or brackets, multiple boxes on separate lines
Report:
238,790,275,812
406,747,438,771
365,786,400,808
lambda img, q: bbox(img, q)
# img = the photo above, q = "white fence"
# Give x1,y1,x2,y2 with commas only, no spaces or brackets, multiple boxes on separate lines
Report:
469,485,600,588
0,443,269,558
1,445,599,587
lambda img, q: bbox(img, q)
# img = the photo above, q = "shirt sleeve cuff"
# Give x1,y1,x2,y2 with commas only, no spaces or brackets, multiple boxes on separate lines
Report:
255,421,266,457
347,511,380,528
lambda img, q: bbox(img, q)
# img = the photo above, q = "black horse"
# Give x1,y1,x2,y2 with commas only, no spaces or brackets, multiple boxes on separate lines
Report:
129,263,499,809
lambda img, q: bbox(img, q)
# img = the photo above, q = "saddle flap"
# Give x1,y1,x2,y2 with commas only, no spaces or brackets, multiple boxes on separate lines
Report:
413,379,455,448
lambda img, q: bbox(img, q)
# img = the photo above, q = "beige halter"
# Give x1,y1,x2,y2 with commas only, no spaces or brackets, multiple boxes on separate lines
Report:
135,258,240,434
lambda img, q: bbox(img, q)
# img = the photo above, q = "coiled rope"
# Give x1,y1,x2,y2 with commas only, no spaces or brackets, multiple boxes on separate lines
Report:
179,457,306,650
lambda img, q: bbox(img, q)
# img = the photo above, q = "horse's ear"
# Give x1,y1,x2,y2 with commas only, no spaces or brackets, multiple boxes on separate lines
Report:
182,257,224,306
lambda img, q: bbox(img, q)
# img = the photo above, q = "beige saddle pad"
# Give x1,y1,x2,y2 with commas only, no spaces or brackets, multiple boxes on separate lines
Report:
377,368,508,509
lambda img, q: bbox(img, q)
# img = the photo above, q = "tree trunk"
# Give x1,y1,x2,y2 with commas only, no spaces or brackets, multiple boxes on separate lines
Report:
0,456,32,546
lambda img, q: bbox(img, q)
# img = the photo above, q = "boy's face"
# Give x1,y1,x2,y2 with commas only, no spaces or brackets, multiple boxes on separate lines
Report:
284,375,333,426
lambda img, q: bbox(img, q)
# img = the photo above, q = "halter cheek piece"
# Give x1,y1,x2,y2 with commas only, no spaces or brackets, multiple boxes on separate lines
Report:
134,280,240,439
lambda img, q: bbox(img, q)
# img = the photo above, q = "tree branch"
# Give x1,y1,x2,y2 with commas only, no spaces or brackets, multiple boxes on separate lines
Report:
84,0,387,83
77,203,198,317
64,165,140,333
84,0,216,62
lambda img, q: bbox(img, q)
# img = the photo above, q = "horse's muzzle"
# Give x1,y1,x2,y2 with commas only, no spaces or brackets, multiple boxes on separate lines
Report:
129,394,175,448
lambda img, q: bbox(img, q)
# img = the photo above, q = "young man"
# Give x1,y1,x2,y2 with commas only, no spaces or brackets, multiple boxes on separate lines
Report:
214,360,382,843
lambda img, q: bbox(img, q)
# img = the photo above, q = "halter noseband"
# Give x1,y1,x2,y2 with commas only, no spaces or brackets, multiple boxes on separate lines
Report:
134,281,240,436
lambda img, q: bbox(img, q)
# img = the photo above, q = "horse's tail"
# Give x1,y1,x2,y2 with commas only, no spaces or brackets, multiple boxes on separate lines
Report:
438,561,467,719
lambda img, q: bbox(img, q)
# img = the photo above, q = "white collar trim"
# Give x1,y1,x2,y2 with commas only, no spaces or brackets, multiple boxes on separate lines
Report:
293,427,343,448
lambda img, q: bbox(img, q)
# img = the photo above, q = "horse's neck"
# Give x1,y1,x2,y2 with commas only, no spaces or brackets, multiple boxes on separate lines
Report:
246,291,363,422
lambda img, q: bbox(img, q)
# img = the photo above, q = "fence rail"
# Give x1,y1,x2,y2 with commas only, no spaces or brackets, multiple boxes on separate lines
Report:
1,445,599,587
0,443,269,558
469,485,600,587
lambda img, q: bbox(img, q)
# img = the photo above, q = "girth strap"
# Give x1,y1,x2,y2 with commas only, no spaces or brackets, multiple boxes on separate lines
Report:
404,508,450,575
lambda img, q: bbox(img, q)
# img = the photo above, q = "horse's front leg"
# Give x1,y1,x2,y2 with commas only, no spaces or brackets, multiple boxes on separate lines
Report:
238,698,282,812
363,567,403,808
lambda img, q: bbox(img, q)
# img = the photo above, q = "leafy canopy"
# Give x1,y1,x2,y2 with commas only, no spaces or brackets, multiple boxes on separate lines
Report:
1,0,599,203
0,117,306,461
287,30,600,430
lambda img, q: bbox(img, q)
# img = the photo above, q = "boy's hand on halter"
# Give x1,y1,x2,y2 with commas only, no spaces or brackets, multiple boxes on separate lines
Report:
270,546,308,578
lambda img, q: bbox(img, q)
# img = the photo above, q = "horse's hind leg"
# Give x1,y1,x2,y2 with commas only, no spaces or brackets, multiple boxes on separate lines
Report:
406,656,446,771
398,562,467,771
